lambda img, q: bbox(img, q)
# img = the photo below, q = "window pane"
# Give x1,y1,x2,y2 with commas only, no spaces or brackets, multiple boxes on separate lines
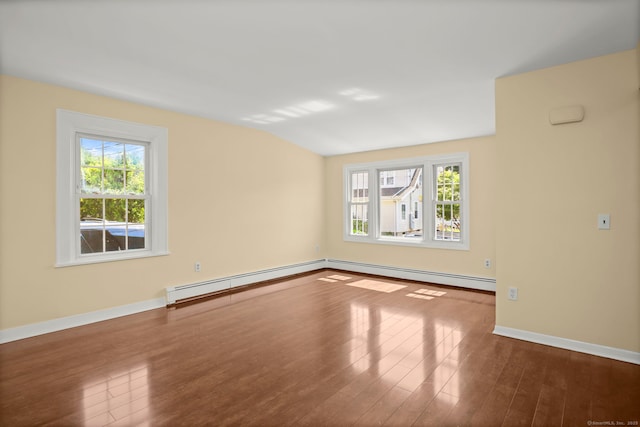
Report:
443,166,451,183
436,164,461,200
434,163,461,242
380,171,398,187
104,199,125,252
80,198,103,221
80,138,103,167
103,141,124,168
80,226,103,254
435,202,461,241
80,198,104,254
351,171,368,202
128,199,145,249
78,141,146,253
81,167,102,193
379,168,422,239
104,169,124,194
350,204,368,235
125,144,145,194
126,144,145,170
105,199,126,222
126,170,145,194
349,170,369,236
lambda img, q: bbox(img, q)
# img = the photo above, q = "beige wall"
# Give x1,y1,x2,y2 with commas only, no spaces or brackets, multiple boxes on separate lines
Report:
2,47,638,356
0,75,325,330
324,137,497,278
495,49,640,352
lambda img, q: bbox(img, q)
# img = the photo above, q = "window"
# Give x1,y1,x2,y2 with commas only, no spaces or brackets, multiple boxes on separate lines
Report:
344,153,469,249
379,167,422,240
56,110,168,266
434,163,461,242
348,171,369,236
79,137,147,254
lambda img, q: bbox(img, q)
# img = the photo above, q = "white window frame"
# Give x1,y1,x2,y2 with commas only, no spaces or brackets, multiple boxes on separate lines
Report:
56,109,169,266
343,153,469,250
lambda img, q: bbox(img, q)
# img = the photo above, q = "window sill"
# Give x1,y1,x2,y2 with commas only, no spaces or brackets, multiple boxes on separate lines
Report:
343,236,469,251
55,250,170,268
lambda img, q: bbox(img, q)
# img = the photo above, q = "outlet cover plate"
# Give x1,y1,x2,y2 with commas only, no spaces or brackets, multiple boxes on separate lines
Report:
598,214,610,230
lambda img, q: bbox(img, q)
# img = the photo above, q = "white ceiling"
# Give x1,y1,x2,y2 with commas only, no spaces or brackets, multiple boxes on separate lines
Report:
1,1,638,156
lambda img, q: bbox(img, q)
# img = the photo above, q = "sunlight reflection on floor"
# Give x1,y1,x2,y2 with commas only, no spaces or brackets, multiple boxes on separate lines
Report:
82,364,150,426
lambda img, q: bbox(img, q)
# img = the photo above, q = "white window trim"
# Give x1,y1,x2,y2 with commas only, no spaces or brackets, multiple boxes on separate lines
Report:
56,109,169,267
343,153,469,250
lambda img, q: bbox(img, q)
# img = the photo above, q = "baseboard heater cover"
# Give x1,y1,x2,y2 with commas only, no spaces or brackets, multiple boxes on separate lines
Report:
165,259,328,304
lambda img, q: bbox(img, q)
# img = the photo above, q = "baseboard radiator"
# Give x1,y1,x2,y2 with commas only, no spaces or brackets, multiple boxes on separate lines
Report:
165,259,327,305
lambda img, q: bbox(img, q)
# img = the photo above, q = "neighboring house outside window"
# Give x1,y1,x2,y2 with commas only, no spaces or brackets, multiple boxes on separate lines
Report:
344,153,469,250
380,171,395,186
56,110,169,266
379,167,422,238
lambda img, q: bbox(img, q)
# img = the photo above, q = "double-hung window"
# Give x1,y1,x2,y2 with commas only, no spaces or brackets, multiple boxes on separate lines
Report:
56,110,169,266
349,170,370,236
344,153,469,249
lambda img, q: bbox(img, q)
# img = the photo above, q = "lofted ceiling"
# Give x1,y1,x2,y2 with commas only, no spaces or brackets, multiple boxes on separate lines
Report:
1,0,638,156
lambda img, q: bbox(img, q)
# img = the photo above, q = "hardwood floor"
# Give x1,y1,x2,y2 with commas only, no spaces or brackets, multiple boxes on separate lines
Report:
1,270,638,426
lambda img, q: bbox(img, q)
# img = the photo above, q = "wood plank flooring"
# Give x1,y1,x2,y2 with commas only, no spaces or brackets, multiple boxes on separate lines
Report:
1,270,639,426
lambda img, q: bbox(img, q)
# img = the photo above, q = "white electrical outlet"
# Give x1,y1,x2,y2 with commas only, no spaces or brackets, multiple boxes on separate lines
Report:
508,287,518,301
484,259,491,269
195,262,201,273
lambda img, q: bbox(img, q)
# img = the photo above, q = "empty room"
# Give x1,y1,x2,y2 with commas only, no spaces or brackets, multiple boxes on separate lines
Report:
1,1,639,426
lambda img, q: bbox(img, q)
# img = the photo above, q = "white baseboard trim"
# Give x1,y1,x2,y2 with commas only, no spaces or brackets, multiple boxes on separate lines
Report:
165,259,328,304
0,297,166,344
493,325,640,365
326,259,496,292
